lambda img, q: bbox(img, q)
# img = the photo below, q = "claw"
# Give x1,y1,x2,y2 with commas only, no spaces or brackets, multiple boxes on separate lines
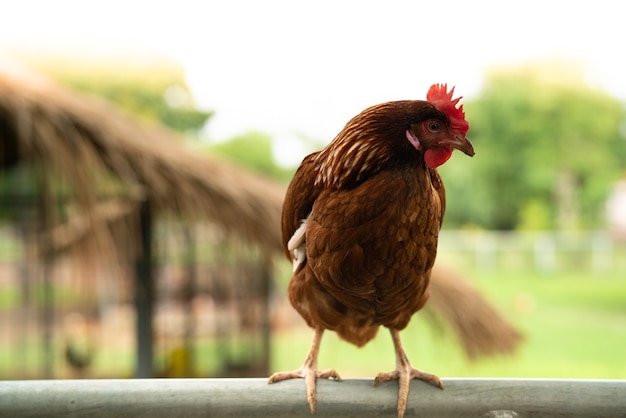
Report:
268,329,340,414
373,367,442,418
268,366,340,414
373,329,443,418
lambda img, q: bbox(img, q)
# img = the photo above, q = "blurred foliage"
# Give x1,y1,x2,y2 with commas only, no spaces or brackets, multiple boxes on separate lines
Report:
209,60,626,229
20,54,213,134
203,131,295,183
9,55,625,230
440,61,626,230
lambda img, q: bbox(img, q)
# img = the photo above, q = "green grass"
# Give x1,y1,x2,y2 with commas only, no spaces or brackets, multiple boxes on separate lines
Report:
2,267,624,380
271,270,626,380
0,286,19,311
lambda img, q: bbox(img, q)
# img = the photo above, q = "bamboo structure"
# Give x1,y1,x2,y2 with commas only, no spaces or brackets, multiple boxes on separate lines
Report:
0,57,284,378
0,57,285,253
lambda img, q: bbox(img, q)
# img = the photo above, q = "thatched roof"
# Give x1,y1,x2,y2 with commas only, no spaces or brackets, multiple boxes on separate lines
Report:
0,58,285,253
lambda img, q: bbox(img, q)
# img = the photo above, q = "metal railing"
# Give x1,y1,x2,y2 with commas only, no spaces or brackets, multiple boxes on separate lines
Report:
1,378,624,417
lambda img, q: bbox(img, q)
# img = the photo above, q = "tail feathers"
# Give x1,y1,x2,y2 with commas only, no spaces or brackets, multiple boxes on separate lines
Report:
426,263,523,359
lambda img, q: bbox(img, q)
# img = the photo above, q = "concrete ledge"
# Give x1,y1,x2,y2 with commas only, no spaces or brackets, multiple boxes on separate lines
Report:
1,378,624,417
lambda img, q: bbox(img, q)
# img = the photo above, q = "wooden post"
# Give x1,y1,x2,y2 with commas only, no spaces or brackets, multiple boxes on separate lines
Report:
134,199,153,378
182,224,197,377
37,168,54,379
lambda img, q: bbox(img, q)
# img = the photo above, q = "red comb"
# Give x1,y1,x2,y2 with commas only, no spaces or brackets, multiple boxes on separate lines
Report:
426,84,469,135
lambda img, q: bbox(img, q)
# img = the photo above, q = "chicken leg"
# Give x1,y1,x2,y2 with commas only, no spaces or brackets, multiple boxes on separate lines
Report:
373,328,443,418
268,328,341,413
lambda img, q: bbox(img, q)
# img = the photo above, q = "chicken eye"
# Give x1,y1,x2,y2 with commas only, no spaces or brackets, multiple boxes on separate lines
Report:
426,121,441,133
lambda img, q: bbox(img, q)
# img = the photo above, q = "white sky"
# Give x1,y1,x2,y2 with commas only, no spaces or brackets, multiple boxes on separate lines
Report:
2,0,625,166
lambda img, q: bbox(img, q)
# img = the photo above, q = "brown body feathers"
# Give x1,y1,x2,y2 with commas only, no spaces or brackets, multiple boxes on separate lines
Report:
282,100,454,346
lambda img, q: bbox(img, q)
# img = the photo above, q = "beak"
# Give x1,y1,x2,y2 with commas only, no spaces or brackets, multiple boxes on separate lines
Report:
448,133,475,157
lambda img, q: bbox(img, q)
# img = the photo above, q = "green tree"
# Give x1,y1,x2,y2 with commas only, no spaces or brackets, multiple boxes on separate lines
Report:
205,132,294,183
22,54,212,134
440,61,626,230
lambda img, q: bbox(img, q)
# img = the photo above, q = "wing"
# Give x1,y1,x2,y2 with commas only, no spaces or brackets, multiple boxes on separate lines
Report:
281,152,321,263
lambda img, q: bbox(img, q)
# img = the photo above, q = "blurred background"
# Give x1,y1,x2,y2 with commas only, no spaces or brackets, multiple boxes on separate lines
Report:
0,0,625,380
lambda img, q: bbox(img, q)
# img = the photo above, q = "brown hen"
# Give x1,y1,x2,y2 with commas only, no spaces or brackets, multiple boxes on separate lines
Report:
269,84,474,417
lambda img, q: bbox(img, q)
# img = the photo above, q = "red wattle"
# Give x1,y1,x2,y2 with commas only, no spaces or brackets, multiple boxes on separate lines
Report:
424,147,452,168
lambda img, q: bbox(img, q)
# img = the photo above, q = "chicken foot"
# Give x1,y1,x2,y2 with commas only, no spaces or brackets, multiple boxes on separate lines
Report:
268,328,341,413
373,328,443,418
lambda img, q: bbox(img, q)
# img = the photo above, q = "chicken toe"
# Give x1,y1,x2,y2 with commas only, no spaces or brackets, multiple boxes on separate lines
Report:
372,329,443,418
269,365,340,413
268,328,340,413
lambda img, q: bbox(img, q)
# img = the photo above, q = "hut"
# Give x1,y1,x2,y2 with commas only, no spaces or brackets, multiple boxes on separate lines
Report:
0,57,285,378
